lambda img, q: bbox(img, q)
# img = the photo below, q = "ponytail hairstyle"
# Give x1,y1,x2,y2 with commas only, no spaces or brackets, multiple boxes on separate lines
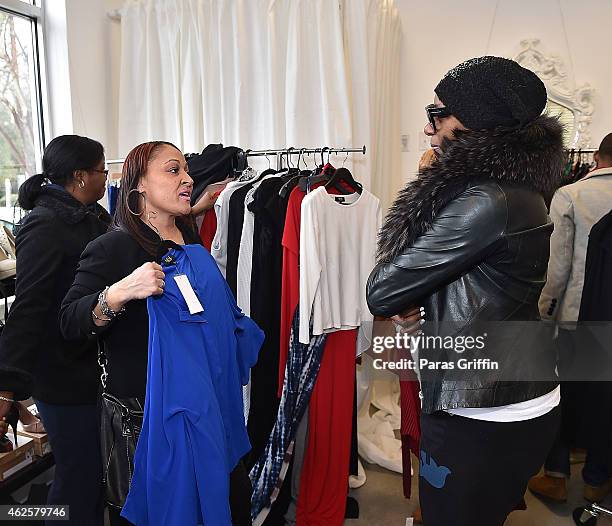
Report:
112,141,194,257
18,135,105,210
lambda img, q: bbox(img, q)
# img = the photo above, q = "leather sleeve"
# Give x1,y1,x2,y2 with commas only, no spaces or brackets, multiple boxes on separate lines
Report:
366,184,507,318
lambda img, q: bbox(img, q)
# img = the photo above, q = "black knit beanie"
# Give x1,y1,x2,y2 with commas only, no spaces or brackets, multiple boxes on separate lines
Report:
434,56,547,130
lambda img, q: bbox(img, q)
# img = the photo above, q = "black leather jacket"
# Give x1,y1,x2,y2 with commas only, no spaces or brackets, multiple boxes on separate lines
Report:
366,116,565,414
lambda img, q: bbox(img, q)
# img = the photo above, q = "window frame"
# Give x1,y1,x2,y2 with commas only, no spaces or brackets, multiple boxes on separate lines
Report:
0,0,49,174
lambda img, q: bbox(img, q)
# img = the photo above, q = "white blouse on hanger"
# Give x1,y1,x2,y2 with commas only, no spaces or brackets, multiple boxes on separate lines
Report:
299,186,381,354
211,169,257,276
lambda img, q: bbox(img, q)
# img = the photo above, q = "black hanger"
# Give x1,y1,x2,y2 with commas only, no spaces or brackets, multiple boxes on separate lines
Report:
231,149,249,178
298,165,330,192
324,166,362,194
319,147,328,168
278,149,308,198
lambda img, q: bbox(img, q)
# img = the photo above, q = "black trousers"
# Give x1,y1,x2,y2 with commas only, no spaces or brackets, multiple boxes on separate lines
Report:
35,400,104,526
419,406,560,526
108,461,252,526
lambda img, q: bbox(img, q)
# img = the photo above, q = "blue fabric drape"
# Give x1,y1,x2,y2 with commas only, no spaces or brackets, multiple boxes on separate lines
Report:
121,244,264,526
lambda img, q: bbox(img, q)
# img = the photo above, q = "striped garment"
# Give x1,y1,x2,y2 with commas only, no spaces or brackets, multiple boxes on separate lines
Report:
249,307,327,523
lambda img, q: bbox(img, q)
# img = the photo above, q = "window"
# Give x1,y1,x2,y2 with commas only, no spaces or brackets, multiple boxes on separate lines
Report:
0,0,45,225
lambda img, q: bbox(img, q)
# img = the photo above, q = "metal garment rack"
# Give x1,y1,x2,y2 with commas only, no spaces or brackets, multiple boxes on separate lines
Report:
566,148,597,153
244,146,366,170
106,145,367,171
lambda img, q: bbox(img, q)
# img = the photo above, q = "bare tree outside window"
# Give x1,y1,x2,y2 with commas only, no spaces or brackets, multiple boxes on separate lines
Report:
0,8,41,225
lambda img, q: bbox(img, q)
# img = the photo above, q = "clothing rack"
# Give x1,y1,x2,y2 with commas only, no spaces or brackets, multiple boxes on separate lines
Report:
244,146,366,171
566,148,597,153
244,146,366,156
106,145,367,170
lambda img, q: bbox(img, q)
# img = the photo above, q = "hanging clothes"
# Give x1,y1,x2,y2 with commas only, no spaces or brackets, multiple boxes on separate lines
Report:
211,171,257,277
226,179,258,296
299,186,381,352
107,184,120,216
121,244,264,526
296,329,357,526
199,208,217,251
250,306,327,523
237,174,281,314
235,174,282,442
278,179,377,526
279,180,344,394
195,178,232,249
187,144,246,205
400,378,421,498
245,175,300,470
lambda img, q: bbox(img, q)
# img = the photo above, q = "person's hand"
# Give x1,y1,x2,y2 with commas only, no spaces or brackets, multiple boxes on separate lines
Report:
391,306,425,335
191,191,220,216
107,262,166,309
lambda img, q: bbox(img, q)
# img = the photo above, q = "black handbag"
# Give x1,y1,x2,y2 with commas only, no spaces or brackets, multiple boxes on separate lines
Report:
98,343,144,509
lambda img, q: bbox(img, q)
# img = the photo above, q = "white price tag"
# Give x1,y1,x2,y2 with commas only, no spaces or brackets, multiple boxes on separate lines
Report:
174,274,204,314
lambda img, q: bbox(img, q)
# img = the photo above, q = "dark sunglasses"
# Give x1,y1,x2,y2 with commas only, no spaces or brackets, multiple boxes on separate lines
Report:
426,104,452,133
90,168,110,177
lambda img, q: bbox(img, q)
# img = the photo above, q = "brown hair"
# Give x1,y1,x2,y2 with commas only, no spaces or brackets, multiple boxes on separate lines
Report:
112,141,194,256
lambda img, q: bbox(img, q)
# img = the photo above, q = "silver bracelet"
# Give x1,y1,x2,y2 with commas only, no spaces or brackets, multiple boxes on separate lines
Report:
98,286,125,319
91,309,112,323
0,395,15,403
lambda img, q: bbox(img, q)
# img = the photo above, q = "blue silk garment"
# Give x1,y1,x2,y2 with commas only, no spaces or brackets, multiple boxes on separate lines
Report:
121,244,264,525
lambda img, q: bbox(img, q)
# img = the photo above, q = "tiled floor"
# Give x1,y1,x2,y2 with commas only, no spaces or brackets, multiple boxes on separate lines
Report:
348,457,612,525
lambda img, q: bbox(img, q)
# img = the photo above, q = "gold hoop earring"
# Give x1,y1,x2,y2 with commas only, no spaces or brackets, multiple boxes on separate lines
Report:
79,180,85,189
126,189,145,217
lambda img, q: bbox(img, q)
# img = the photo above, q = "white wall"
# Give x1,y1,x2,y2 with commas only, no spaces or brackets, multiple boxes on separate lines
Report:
106,0,123,160
53,0,612,180
43,0,122,158
42,0,72,138
397,0,612,181
64,0,115,153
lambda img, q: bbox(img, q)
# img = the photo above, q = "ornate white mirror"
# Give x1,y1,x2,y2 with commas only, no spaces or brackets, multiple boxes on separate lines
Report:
513,39,595,148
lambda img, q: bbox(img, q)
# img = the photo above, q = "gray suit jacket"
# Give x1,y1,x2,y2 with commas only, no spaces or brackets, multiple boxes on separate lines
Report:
539,167,612,324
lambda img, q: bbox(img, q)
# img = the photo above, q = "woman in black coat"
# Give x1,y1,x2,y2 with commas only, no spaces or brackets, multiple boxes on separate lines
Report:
0,135,110,525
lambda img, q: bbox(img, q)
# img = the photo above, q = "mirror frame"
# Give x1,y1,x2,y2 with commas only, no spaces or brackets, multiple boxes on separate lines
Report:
513,39,595,148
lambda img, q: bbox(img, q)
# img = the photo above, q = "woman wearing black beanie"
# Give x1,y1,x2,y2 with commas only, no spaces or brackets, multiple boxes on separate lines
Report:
367,57,565,525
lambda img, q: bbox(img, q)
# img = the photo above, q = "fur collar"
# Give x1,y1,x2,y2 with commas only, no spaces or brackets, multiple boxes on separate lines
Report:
377,115,565,263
